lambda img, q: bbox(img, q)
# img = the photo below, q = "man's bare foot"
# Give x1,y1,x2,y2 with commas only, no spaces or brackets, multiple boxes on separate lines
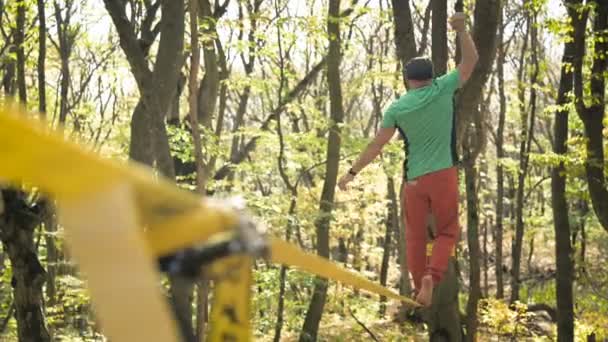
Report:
415,275,434,307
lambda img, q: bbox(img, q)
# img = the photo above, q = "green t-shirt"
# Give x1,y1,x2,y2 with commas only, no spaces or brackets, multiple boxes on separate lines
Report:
381,69,460,180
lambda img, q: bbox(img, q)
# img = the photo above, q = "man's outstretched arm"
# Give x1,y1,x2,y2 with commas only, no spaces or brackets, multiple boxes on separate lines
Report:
338,127,396,190
450,13,479,86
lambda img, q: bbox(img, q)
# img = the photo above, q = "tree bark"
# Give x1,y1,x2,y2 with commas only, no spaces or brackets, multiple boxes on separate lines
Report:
105,0,190,337
104,0,184,178
53,0,76,125
0,190,50,342
15,0,26,103
273,198,297,342
551,1,583,340
188,1,209,340
451,2,500,340
390,0,417,82
512,13,538,304
37,0,47,118
431,0,447,75
395,179,412,297
197,0,220,127
510,13,530,303
483,219,489,297
454,0,501,158
44,210,58,306
379,177,397,316
573,1,608,233
299,0,344,340
463,138,482,342
189,0,204,194
494,4,506,299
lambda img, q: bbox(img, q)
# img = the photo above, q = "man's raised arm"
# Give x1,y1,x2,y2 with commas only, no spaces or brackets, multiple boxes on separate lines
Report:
450,13,479,86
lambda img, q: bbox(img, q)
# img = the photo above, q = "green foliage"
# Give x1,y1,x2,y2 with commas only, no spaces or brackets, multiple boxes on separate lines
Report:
3,0,608,341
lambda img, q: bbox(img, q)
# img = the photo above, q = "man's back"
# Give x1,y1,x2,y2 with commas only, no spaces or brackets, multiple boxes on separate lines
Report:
381,69,460,180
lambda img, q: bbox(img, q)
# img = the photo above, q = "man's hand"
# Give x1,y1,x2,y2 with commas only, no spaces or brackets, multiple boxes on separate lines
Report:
451,12,478,86
449,12,467,32
338,173,354,191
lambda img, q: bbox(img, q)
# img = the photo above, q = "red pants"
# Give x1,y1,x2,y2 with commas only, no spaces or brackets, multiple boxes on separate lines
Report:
401,167,460,290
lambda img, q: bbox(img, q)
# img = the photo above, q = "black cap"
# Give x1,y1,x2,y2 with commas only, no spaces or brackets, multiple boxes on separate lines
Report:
405,57,434,80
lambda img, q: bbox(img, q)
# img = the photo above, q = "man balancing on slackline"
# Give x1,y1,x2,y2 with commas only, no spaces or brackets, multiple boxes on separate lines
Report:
338,12,478,307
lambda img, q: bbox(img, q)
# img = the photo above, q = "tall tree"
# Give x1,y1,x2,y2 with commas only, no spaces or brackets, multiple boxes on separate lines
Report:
552,1,582,339
103,0,184,178
573,1,608,233
0,191,51,341
299,0,344,339
187,0,209,338
431,0,447,75
1,0,15,96
37,0,46,118
390,0,417,83
511,9,539,305
454,0,501,148
51,0,77,125
454,0,501,340
103,1,190,339
15,0,26,103
494,1,506,299
462,136,482,342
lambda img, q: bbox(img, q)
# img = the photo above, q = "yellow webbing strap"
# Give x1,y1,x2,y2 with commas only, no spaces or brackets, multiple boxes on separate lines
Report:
0,105,236,231
0,106,238,256
269,237,420,307
207,256,253,342
0,105,420,342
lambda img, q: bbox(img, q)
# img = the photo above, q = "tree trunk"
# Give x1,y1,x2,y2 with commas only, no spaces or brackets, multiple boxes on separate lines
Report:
394,179,415,322
195,281,208,342
390,0,417,82
463,144,482,342
188,0,204,196
104,0,184,179
483,220,489,298
187,1,209,340
552,61,575,340
274,198,297,342
573,1,608,233
0,190,50,342
53,0,75,125
129,100,155,166
431,0,448,75
551,1,583,339
511,13,538,304
37,0,47,118
105,0,189,337
207,40,229,174
454,0,501,154
15,0,26,103
44,210,58,306
379,177,397,316
494,4,506,299
2,60,15,96
446,1,500,339
299,0,344,340
197,0,220,127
